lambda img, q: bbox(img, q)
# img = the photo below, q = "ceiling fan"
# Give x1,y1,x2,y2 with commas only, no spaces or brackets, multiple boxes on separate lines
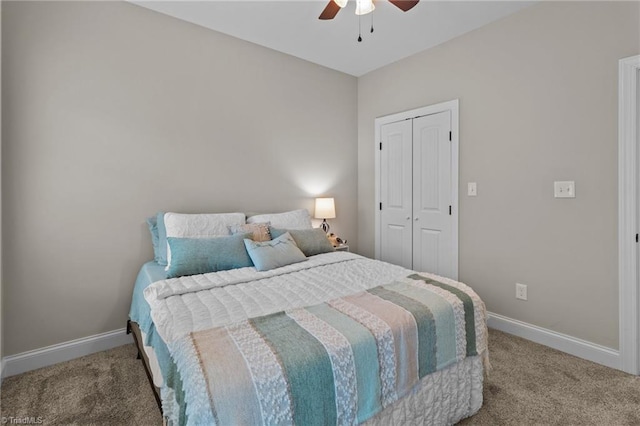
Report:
319,0,419,20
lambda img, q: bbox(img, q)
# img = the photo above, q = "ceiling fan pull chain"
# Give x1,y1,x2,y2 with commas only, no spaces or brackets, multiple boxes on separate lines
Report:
358,14,363,42
371,12,374,33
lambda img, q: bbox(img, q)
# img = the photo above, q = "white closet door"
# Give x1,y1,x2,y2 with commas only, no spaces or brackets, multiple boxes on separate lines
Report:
380,120,413,269
412,111,453,277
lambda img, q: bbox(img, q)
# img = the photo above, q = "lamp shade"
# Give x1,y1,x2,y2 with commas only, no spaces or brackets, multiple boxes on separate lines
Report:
315,198,336,219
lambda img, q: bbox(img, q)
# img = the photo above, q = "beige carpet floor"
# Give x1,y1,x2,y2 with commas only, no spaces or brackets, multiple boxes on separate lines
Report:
1,330,638,425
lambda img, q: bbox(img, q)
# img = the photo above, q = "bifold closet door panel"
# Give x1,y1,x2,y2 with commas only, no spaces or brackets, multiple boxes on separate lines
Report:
380,120,413,270
412,111,453,277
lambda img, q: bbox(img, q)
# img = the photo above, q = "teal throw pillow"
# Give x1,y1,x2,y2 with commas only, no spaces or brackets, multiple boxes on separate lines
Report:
166,233,253,278
146,215,161,264
270,227,335,257
146,212,168,266
244,232,307,272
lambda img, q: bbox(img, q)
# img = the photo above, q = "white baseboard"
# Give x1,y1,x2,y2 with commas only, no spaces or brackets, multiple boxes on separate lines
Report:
0,316,622,378
2,328,133,378
488,312,621,370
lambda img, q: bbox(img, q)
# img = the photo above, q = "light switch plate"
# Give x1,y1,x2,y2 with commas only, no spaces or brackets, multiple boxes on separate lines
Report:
554,181,575,198
468,182,477,196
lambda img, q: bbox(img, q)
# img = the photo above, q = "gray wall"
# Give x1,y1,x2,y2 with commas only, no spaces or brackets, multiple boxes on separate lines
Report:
4,0,639,357
358,1,640,349
2,1,357,355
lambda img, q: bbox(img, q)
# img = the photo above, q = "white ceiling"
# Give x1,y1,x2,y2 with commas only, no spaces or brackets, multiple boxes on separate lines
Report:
132,1,534,77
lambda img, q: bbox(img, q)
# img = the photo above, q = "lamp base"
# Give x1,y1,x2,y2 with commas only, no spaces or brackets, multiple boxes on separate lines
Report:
320,219,330,234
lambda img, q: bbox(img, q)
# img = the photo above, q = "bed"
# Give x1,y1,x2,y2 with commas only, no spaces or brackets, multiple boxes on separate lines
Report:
128,210,488,426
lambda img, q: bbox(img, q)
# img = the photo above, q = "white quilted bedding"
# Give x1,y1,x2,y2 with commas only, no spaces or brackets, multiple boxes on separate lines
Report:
144,252,412,344
143,252,487,425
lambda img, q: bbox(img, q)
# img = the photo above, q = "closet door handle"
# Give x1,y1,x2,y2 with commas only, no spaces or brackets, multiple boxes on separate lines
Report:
414,217,419,221
406,216,411,221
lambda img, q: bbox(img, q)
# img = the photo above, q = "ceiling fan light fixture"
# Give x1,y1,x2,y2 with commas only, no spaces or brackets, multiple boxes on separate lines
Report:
355,0,375,16
334,0,348,8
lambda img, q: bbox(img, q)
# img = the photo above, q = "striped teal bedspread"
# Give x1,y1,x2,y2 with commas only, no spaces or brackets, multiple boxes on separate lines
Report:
169,274,485,426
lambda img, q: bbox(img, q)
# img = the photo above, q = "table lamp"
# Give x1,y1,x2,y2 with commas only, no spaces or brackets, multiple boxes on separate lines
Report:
315,197,336,234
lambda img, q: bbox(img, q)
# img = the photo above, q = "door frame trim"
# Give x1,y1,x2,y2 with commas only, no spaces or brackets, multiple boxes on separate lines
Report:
374,99,459,280
618,55,640,375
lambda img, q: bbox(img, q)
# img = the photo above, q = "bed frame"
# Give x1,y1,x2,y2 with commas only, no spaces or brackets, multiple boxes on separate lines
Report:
127,319,162,410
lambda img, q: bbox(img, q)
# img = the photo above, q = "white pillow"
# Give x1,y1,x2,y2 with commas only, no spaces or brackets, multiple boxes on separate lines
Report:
247,209,312,230
164,212,246,268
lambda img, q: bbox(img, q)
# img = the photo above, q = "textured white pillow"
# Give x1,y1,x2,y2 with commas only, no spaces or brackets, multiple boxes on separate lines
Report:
247,209,312,230
164,212,246,268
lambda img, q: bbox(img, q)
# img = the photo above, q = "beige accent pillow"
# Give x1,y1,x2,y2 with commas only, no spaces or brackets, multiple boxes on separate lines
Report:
228,222,271,242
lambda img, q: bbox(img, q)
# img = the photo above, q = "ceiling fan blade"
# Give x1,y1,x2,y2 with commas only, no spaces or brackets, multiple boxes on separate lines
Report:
319,1,341,20
388,0,419,12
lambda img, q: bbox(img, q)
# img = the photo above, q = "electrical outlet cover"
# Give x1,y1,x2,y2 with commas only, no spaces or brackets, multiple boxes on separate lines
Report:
516,283,527,300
